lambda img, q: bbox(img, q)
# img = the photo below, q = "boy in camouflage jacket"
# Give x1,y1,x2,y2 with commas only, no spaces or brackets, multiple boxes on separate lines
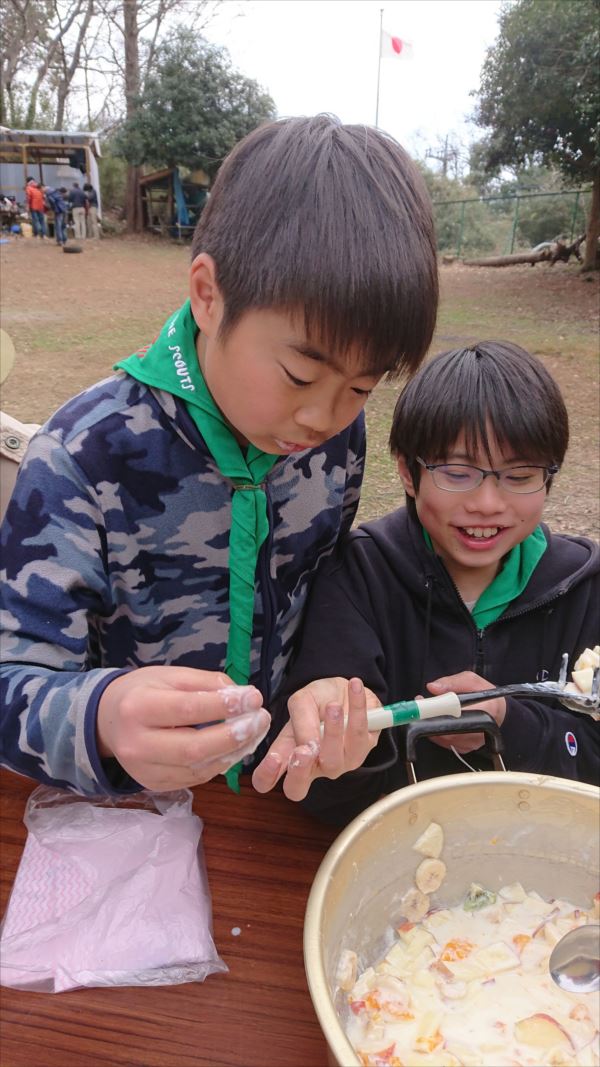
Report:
1,116,437,797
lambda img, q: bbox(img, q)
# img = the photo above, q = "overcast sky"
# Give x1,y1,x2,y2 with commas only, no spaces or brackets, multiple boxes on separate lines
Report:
203,0,504,160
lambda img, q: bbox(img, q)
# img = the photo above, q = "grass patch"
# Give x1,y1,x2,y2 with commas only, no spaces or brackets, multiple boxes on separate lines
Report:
435,299,595,360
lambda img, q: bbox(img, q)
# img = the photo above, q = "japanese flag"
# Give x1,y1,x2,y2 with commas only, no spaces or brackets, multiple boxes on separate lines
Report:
380,30,413,60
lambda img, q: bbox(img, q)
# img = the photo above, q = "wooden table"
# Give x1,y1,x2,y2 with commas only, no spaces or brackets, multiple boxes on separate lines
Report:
0,768,339,1067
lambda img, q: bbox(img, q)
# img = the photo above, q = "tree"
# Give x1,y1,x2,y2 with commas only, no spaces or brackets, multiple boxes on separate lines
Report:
474,0,600,270
95,0,223,230
117,29,275,179
0,0,95,129
122,0,142,230
423,133,469,181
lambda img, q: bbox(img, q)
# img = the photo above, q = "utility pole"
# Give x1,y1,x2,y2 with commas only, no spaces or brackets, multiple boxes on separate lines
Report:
425,135,462,179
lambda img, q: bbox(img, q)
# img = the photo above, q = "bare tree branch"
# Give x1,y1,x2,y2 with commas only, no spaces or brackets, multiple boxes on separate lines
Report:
55,0,94,127
24,0,87,125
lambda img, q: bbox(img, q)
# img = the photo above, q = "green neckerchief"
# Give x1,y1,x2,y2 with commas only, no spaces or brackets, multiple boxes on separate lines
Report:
115,301,279,793
422,525,547,629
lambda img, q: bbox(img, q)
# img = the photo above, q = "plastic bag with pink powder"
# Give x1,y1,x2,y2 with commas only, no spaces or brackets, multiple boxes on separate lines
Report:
0,785,227,992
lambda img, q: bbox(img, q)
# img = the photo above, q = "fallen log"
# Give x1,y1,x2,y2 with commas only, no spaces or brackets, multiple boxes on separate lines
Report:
464,250,550,267
464,234,586,268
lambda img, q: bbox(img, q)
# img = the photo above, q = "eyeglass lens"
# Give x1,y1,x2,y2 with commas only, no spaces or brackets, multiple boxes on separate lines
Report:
433,465,548,493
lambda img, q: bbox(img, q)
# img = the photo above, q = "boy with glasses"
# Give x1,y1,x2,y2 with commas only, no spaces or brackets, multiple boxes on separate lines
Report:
253,341,599,823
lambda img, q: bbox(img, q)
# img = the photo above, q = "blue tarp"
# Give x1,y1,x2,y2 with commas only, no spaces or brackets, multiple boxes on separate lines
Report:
173,167,190,226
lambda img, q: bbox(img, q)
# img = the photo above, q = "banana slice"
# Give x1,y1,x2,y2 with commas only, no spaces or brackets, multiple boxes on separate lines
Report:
574,647,600,671
413,821,444,859
415,857,447,895
335,948,358,992
498,881,526,903
572,667,594,694
399,885,430,921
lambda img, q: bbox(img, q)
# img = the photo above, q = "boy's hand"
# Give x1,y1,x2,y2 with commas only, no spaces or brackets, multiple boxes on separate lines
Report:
252,677,380,801
97,666,271,791
425,671,506,753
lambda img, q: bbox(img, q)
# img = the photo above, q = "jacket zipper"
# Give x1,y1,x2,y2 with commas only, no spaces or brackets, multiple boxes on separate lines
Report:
434,567,568,677
475,629,486,674
490,585,567,623
431,565,483,669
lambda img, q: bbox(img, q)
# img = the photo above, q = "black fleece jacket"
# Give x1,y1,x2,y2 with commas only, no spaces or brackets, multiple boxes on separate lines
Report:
273,508,599,826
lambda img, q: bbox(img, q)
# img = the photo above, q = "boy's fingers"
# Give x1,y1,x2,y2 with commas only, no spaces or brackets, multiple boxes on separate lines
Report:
428,671,488,695
140,666,236,692
282,744,319,802
319,703,344,775
346,677,370,733
347,677,365,717
432,732,485,753
285,693,324,747
344,678,379,765
286,678,347,747
252,751,285,793
134,709,271,767
251,721,300,791
191,729,270,775
123,685,264,727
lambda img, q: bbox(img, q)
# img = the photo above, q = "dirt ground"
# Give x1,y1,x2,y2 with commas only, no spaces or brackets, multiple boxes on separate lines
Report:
1,235,598,538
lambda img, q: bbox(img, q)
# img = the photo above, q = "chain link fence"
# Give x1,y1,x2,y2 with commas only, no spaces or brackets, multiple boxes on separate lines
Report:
433,189,592,259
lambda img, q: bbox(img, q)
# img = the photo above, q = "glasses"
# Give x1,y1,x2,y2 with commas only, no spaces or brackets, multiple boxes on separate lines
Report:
416,457,559,495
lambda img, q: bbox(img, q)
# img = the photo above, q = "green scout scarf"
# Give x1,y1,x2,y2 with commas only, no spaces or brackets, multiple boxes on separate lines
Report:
115,301,279,792
423,525,547,629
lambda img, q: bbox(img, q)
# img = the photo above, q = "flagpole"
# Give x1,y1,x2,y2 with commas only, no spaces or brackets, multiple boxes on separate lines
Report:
375,7,383,128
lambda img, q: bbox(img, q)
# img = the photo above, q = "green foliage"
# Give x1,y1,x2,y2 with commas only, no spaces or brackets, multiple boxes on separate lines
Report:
116,28,276,177
98,151,128,212
2,85,56,130
420,159,590,256
0,0,52,126
467,163,591,246
515,192,587,247
474,0,600,183
501,168,591,246
419,164,496,255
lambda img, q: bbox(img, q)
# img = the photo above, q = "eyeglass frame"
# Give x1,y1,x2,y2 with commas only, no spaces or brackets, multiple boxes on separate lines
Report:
415,456,560,495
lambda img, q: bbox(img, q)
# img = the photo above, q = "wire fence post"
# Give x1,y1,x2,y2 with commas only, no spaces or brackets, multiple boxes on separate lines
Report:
509,197,520,254
432,188,591,259
456,200,466,257
569,191,581,241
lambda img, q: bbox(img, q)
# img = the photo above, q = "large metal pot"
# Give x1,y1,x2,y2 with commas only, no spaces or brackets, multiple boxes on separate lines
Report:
304,771,599,1067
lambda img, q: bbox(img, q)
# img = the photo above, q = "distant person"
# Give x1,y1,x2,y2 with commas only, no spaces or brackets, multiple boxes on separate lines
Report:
25,177,47,239
83,182,100,239
69,182,87,240
44,186,69,246
0,194,18,215
0,194,19,234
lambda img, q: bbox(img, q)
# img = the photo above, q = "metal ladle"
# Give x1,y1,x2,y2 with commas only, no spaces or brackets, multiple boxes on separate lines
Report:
549,923,600,993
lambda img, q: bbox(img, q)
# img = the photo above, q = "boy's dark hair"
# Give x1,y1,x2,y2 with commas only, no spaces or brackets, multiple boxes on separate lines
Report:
191,114,438,377
390,340,569,512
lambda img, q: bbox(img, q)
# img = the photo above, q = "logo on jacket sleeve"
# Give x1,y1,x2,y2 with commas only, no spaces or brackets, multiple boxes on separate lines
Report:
564,731,578,757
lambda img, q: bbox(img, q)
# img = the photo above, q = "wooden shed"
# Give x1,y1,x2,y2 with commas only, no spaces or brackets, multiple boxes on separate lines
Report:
0,128,102,212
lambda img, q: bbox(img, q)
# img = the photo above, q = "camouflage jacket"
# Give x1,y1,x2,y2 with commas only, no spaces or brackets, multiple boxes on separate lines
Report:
0,373,365,795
